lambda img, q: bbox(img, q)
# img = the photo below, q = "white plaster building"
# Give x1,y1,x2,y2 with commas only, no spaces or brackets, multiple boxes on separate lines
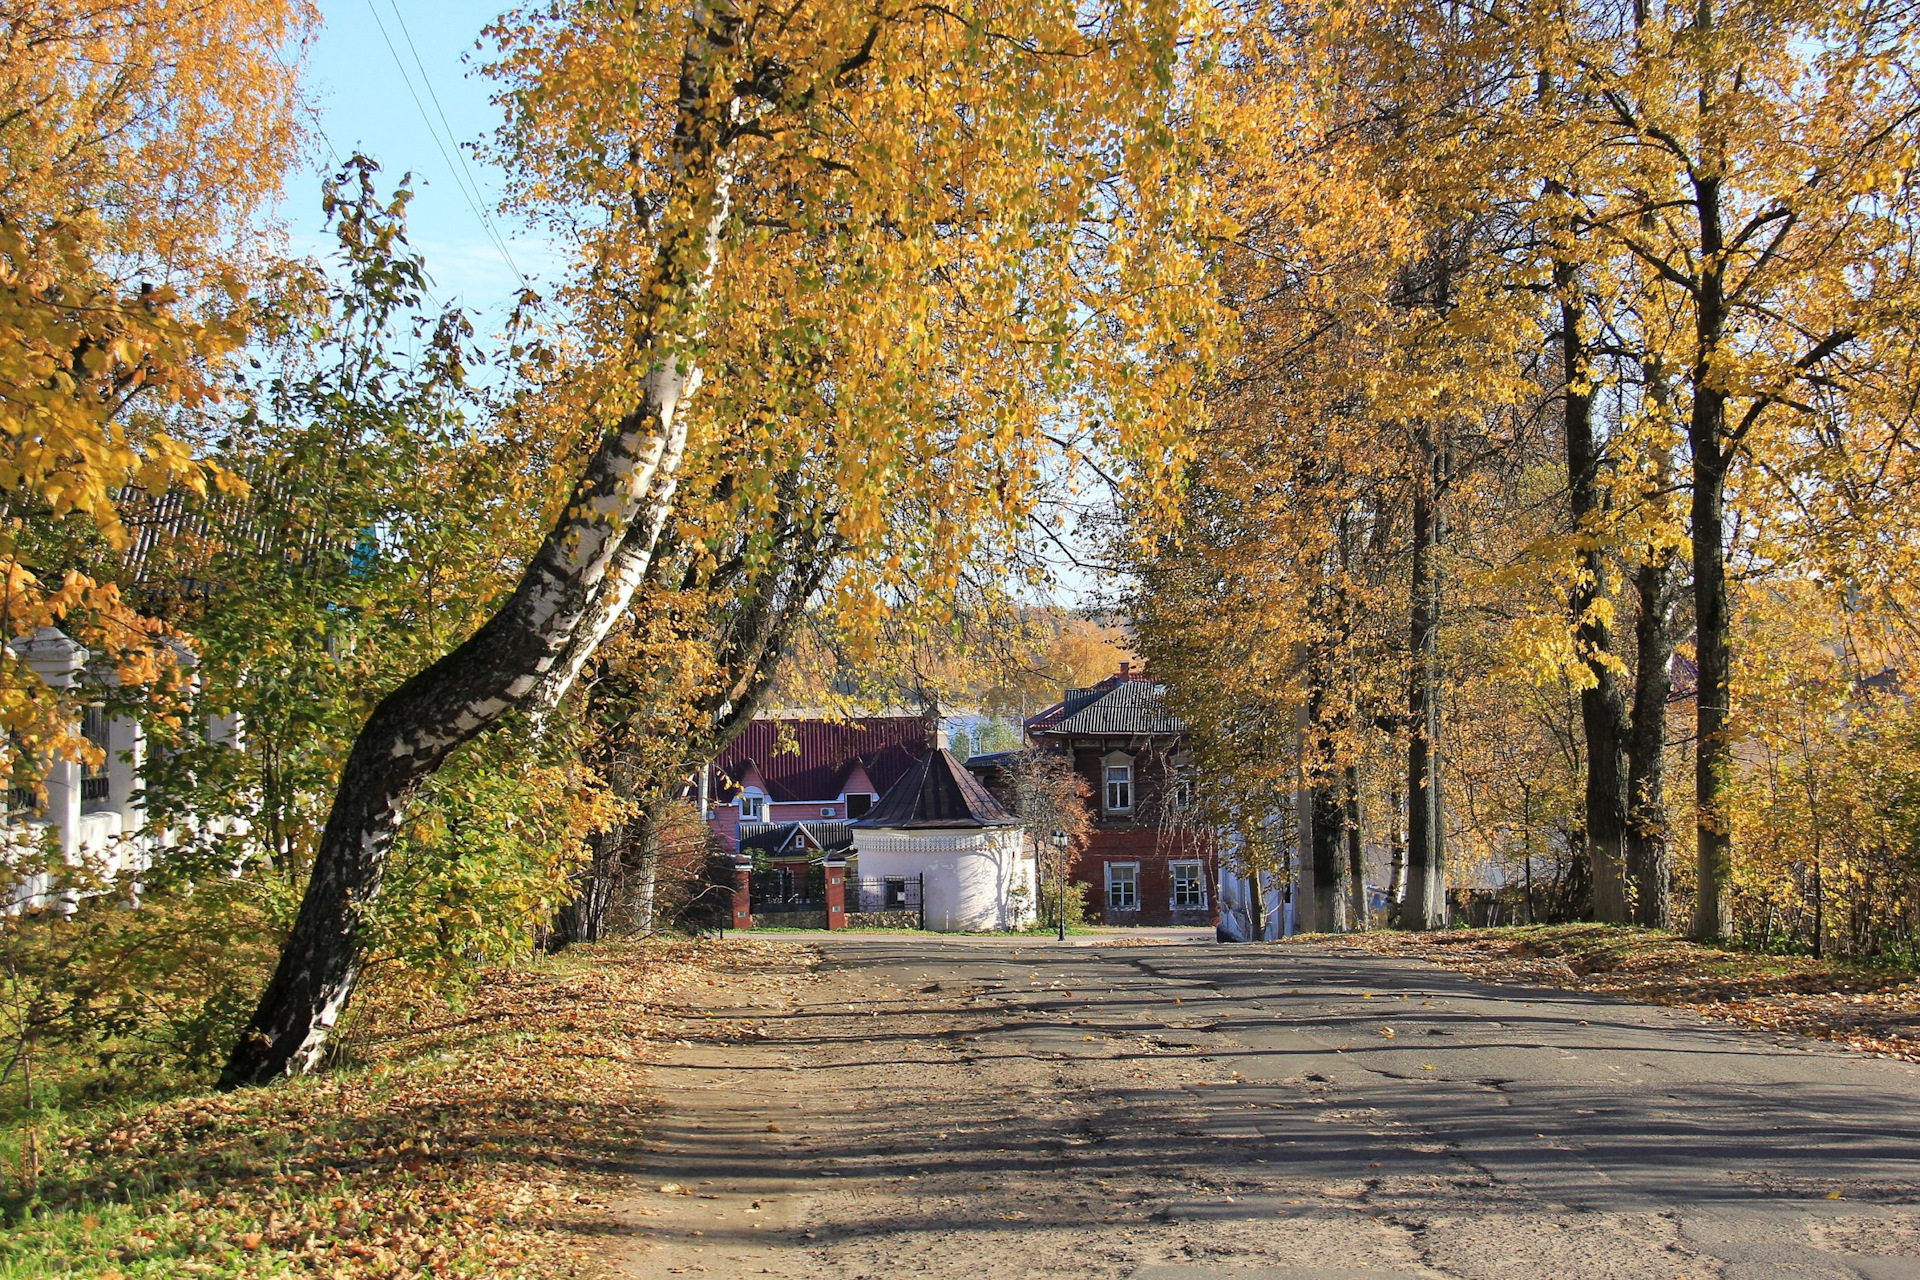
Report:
5,627,239,909
850,740,1035,932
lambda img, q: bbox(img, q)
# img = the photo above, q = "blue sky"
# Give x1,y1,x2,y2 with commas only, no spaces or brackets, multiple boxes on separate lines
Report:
287,0,551,321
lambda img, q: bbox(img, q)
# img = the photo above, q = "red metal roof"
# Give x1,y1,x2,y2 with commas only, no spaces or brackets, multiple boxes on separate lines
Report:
712,717,929,803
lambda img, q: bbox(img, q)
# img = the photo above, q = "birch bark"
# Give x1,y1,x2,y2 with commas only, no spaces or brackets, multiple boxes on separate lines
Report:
220,16,749,1086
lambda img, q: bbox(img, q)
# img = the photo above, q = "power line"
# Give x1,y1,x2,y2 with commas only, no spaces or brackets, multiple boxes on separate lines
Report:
363,0,526,289
383,0,527,288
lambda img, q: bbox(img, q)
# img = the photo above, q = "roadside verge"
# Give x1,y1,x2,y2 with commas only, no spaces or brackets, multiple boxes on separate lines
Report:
1293,924,1920,1063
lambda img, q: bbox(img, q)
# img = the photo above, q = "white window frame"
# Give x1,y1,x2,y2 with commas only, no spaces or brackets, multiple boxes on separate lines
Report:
1170,860,1207,910
739,790,765,821
1107,862,1139,910
1103,755,1133,815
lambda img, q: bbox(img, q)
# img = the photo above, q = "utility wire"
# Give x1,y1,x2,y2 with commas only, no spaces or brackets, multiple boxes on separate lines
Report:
383,0,527,287
363,0,526,289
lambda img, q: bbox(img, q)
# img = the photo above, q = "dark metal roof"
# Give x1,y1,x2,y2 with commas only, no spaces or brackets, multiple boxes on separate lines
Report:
1025,683,1110,732
712,717,927,802
853,748,1019,829
738,820,854,856
1034,679,1185,738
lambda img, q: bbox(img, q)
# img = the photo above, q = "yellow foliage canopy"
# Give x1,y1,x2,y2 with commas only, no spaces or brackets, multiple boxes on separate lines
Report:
484,0,1224,641
0,0,311,774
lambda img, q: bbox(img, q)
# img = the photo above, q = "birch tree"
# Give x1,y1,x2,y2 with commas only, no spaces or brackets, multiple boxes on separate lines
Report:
222,0,1215,1083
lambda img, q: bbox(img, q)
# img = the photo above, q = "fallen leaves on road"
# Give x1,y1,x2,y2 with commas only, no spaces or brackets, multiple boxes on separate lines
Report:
1306,925,1920,1063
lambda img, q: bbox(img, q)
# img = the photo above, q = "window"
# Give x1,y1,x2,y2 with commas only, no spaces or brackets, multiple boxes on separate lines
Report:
1174,776,1196,812
1107,862,1138,910
740,792,765,821
1104,763,1132,814
846,793,873,819
81,705,109,803
1171,861,1206,910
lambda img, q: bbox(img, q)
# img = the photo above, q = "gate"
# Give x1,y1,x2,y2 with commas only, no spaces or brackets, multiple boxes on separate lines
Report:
749,863,826,913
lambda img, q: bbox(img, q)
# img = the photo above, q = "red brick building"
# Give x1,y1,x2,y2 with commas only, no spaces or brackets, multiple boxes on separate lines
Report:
976,666,1216,928
703,716,929,851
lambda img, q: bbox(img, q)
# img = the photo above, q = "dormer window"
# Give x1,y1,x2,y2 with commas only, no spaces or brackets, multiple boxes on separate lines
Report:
740,791,765,821
846,792,874,819
1104,761,1132,814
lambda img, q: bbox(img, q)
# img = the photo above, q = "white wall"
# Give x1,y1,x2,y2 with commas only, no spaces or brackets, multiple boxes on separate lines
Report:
1217,865,1287,941
851,826,1035,932
5,628,183,910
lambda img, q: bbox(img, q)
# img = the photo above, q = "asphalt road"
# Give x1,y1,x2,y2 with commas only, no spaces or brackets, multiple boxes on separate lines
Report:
611,935,1920,1279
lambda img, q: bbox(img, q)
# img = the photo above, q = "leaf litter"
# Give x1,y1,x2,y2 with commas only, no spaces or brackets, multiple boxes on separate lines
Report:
3,937,798,1278
1305,924,1920,1063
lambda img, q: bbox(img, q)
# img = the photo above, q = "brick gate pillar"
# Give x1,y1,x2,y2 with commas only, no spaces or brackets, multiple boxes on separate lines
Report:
730,855,754,931
824,857,848,930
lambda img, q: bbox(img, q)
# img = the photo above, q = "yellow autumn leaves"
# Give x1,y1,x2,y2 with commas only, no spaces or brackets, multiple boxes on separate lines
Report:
1,0,311,778
483,0,1223,642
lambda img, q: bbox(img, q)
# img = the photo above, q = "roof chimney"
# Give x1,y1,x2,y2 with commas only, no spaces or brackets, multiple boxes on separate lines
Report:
1119,661,1132,680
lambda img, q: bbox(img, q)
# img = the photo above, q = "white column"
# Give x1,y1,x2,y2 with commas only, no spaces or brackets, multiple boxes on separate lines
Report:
9,629,91,908
106,714,144,830
206,710,243,750
10,628,90,863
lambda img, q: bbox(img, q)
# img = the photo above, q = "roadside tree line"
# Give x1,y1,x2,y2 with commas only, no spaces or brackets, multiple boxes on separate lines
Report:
1131,0,1920,955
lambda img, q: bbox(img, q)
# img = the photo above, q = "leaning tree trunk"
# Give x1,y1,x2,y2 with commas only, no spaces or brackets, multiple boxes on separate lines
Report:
553,471,833,948
219,24,748,1088
1558,274,1630,924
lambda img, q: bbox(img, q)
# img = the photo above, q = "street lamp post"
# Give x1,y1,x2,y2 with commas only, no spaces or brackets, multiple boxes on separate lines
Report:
1051,829,1070,942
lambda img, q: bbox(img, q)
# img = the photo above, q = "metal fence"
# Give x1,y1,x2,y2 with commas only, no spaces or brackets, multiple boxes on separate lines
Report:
749,865,826,912
847,874,924,925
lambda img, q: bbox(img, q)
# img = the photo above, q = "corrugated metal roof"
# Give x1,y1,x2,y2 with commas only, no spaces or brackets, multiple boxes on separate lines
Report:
1038,680,1185,738
1024,683,1111,732
712,717,927,802
854,749,1018,829
738,820,854,856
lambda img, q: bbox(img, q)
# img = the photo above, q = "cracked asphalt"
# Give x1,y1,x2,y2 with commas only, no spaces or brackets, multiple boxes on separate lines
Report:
608,935,1920,1279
